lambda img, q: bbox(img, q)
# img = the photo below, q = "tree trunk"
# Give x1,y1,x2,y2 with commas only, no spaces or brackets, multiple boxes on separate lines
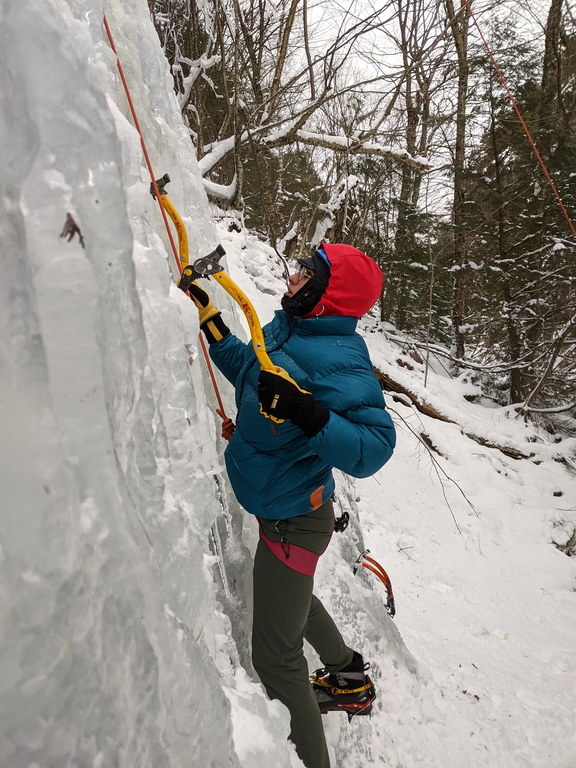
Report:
542,0,564,112
486,69,523,402
444,0,469,362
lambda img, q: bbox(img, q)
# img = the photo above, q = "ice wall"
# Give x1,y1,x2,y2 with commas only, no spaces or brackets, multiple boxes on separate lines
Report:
0,0,242,765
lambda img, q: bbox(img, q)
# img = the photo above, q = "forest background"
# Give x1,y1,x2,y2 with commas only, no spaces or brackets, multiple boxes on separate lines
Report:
148,0,575,426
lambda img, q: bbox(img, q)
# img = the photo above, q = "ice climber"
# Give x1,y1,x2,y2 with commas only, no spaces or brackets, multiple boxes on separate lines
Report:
188,243,396,768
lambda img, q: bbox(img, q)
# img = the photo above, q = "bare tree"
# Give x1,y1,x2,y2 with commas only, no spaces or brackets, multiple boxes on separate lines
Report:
150,0,435,234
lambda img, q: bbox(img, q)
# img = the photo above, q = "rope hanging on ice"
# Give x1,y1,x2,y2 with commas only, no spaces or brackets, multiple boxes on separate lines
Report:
102,14,234,440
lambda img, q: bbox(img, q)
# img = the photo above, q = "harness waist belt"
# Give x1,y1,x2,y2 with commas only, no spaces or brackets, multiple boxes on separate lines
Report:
258,521,321,577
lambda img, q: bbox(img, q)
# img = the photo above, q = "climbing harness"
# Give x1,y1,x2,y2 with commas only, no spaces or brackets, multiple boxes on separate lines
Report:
354,550,396,618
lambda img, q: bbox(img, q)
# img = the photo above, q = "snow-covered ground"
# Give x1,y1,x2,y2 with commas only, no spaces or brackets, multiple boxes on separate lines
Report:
1,1,575,767
229,239,576,768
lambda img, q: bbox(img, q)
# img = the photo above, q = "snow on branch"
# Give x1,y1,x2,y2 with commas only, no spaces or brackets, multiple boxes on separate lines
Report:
198,124,433,185
202,174,238,202
312,176,360,245
198,133,246,176
177,54,221,112
263,128,434,172
373,365,558,464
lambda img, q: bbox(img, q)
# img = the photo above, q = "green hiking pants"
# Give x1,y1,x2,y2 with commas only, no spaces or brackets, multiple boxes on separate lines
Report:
252,500,354,768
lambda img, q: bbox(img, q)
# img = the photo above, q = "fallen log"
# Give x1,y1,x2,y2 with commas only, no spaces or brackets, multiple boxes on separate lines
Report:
373,366,454,424
373,365,534,461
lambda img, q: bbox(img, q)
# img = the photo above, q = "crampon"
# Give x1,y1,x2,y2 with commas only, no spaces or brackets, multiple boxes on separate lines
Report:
310,658,376,722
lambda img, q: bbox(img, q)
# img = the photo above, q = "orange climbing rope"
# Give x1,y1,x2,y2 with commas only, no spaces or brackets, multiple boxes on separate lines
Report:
103,14,181,269
463,0,576,238
198,333,235,440
102,14,234,440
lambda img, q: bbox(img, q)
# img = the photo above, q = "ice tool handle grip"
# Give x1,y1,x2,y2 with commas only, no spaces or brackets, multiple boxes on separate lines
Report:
180,247,302,424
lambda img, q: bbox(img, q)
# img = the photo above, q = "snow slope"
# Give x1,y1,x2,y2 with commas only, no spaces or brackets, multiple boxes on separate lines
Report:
1,1,575,767
230,243,576,768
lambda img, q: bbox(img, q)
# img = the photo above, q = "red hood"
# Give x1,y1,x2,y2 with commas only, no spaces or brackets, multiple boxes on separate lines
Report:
304,244,383,318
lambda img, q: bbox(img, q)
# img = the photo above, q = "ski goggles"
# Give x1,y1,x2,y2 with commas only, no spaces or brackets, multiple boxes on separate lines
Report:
296,248,331,281
298,264,316,281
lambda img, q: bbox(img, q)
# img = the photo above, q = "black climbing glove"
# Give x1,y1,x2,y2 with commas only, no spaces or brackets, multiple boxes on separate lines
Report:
257,369,329,437
188,282,230,344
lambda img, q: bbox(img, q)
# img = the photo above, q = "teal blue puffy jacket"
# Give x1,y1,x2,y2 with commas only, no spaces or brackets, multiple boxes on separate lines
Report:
209,309,396,519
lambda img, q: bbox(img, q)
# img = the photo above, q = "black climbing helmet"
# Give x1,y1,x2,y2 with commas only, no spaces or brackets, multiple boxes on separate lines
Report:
281,249,331,317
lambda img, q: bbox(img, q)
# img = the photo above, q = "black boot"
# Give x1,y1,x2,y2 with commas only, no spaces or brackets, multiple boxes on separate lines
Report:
310,651,376,720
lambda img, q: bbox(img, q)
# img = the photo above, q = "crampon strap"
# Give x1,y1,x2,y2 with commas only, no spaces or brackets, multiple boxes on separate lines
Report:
310,677,373,696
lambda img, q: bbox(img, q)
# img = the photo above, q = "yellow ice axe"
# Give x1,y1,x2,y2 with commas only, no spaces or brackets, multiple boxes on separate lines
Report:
179,246,312,424
151,177,309,423
150,176,273,370
150,173,190,269
179,244,275,369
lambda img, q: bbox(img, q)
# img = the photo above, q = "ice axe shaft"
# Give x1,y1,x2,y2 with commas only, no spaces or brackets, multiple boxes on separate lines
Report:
179,247,277,374
150,173,189,269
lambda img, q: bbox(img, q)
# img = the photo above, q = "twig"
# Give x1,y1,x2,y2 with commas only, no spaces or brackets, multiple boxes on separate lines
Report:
60,213,85,249
397,543,416,562
390,406,479,531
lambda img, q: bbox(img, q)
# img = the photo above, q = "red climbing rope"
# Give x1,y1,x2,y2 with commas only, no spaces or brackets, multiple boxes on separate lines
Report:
199,334,236,440
102,14,234,440
103,14,182,270
463,0,576,238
